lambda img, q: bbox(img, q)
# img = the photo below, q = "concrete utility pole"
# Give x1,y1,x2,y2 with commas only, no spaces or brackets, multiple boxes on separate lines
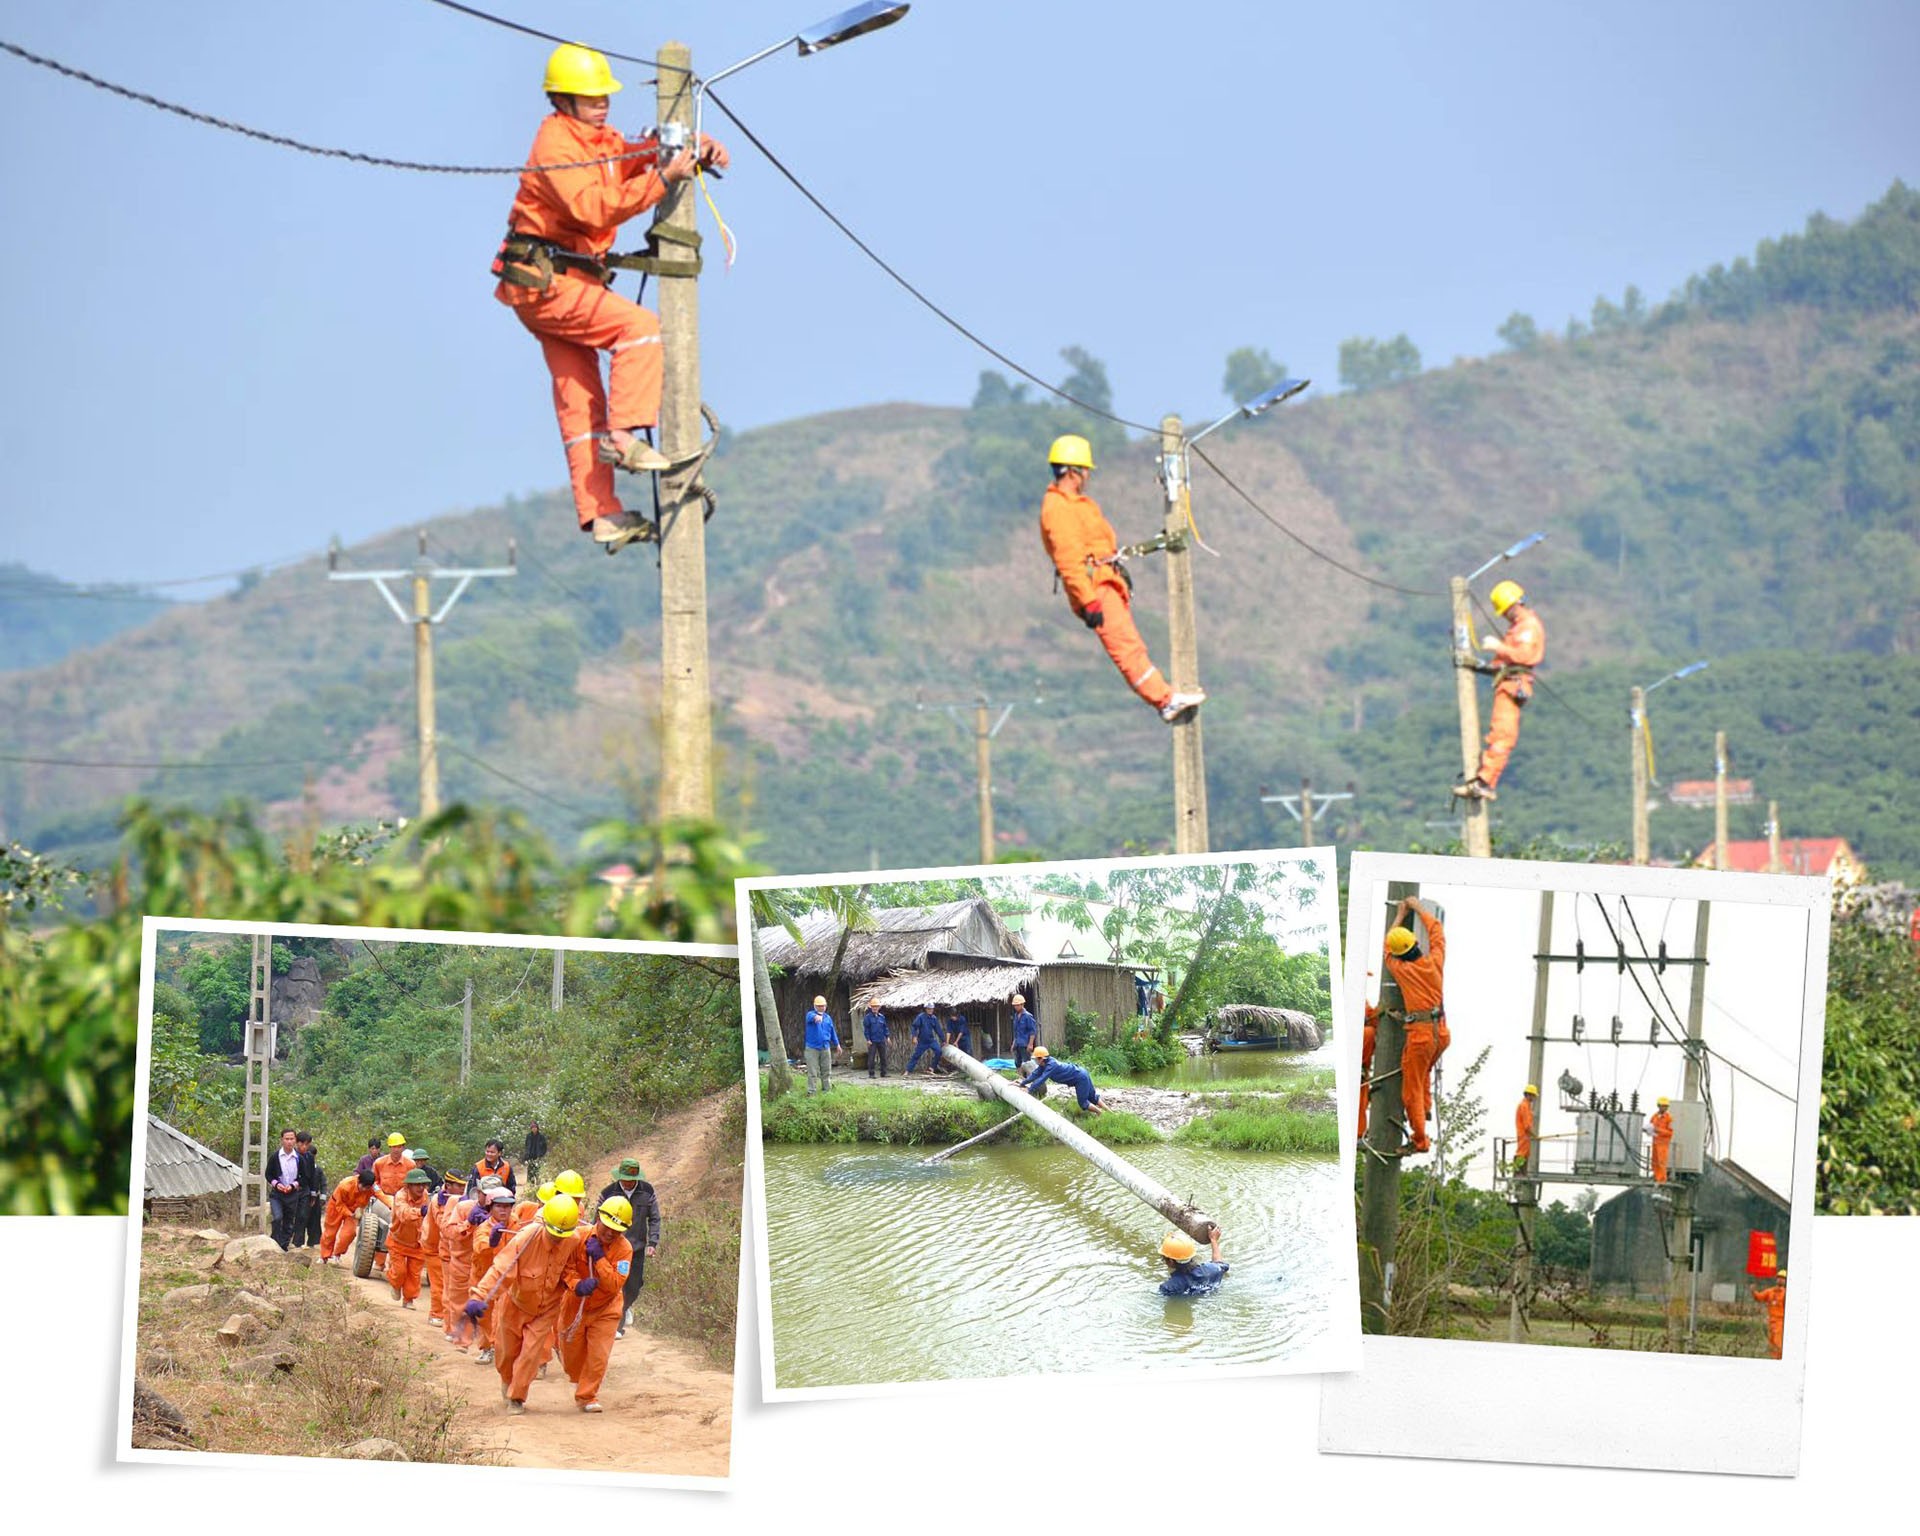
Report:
918,694,1032,865
1767,801,1782,874
1360,878,1418,1333
240,934,272,1233
328,531,516,819
1449,576,1493,858
1160,415,1208,853
1260,779,1354,848
1667,899,1711,1351
655,42,714,823
1713,731,1730,872
1630,685,1651,866
551,948,564,1012
1510,892,1554,1342
460,976,473,1088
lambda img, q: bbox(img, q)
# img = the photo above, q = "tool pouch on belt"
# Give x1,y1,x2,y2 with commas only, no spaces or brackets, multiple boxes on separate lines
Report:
492,235,555,292
1086,554,1133,595
1497,664,1534,705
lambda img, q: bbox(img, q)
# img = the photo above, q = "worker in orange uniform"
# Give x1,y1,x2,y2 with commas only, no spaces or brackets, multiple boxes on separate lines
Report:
1039,435,1207,724
494,44,729,551
1515,1085,1538,1172
1455,579,1546,802
1383,896,1446,1155
372,1133,415,1197
561,1195,635,1412
1751,1268,1787,1359
470,1186,518,1362
436,1174,482,1344
465,1193,589,1414
319,1169,387,1264
422,1170,464,1326
384,1169,436,1308
1650,1096,1675,1183
1358,998,1379,1139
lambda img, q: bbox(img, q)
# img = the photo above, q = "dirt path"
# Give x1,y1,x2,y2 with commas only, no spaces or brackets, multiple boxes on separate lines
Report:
352,1096,735,1477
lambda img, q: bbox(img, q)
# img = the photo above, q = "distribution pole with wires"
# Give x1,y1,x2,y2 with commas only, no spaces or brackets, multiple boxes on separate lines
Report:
1360,877,1418,1333
1260,779,1353,848
918,692,1038,865
1668,899,1712,1350
327,531,516,819
1509,891,1554,1341
1714,731,1730,872
1450,576,1492,858
1159,415,1208,853
655,42,715,824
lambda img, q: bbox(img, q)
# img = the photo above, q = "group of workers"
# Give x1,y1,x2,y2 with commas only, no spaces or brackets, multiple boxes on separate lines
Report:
310,1130,664,1414
794,992,1045,1092
1511,1089,1675,1181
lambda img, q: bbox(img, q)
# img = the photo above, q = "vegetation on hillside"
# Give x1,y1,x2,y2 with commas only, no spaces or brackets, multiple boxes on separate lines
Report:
0,562,172,674
1818,893,1920,1215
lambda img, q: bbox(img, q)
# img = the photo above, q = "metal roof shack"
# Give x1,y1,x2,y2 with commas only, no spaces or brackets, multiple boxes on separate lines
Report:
144,1116,245,1203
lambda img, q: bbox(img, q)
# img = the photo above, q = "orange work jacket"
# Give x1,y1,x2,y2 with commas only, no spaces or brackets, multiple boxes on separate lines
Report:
373,1152,415,1196
1491,603,1545,676
503,113,668,257
1384,915,1446,1018
386,1191,433,1256
1516,1097,1535,1160
474,1223,586,1318
567,1229,635,1318
1038,484,1121,613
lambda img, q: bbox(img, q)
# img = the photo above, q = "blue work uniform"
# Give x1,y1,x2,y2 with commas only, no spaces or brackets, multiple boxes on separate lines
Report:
803,1010,841,1050
1011,1008,1039,1066
908,1010,943,1073
1019,1057,1100,1110
1158,1260,1230,1298
947,1015,973,1054
863,1008,890,1076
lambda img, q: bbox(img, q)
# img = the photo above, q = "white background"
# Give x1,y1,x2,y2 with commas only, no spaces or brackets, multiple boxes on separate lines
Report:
14,1214,1916,1521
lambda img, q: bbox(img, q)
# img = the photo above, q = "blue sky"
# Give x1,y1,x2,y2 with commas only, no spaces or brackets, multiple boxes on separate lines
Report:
1,0,1914,587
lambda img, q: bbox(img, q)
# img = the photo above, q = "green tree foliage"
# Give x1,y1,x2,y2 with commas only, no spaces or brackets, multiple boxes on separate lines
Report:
1056,345,1114,417
1222,346,1288,404
1536,1199,1595,1272
0,800,754,1214
1496,312,1539,351
1338,333,1423,392
1817,899,1920,1214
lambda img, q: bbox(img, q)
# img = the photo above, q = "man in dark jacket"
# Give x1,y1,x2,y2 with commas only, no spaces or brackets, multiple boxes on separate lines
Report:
523,1122,549,1182
1011,994,1040,1071
262,1128,314,1249
862,1005,891,1077
598,1158,663,1338
908,1008,944,1075
296,1133,325,1247
945,1010,974,1058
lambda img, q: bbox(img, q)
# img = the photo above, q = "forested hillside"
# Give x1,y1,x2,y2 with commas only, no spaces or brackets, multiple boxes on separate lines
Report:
4,184,1916,878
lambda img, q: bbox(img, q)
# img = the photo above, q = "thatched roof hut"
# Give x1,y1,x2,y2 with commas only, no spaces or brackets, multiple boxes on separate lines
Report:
1212,1005,1323,1051
760,898,1031,980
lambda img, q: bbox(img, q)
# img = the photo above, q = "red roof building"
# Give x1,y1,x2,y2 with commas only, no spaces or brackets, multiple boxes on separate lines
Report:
1693,836,1865,885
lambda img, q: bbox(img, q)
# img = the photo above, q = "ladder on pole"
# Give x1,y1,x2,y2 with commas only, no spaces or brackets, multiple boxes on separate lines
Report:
240,933,273,1233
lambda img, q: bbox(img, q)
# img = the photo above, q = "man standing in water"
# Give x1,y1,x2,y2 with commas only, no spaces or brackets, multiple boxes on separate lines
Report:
1157,1227,1229,1297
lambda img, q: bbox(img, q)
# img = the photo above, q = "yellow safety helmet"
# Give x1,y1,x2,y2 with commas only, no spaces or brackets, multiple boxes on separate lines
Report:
555,1169,587,1198
543,43,622,97
1031,1045,1050,1060
537,1182,558,1204
541,1193,581,1237
597,1195,633,1232
1524,1084,1539,1097
1047,434,1095,470
1490,579,1525,617
386,1132,407,1147
1385,926,1417,957
1776,1268,1787,1281
813,995,827,1008
1159,1231,1199,1263
1012,994,1025,1006
1657,1096,1671,1107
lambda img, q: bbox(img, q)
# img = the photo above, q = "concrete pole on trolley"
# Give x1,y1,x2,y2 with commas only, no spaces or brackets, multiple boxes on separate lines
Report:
1714,731,1730,872
1510,891,1554,1343
1360,878,1418,1333
1667,899,1711,1351
655,42,714,822
940,1047,1220,1242
1630,685,1651,866
1161,415,1208,853
1449,576,1492,858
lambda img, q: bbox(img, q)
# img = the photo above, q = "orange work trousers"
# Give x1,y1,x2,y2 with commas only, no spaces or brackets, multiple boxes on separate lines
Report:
494,1292,568,1404
1401,1023,1437,1152
561,1303,620,1405
1076,574,1172,709
425,1245,445,1319
320,1207,359,1261
1477,679,1529,788
387,1247,425,1302
1652,1137,1671,1183
442,1252,474,1338
503,274,664,528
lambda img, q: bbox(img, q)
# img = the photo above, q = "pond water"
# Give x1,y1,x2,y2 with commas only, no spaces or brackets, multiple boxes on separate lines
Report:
1127,1037,1338,1087
761,1141,1345,1388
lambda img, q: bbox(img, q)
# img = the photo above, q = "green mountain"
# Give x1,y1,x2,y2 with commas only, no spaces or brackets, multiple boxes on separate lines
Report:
0,564,173,674
3,184,1917,880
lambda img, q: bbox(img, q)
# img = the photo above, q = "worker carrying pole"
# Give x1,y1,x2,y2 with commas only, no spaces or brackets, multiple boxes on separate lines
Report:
1454,580,1546,802
1039,435,1206,725
491,44,729,551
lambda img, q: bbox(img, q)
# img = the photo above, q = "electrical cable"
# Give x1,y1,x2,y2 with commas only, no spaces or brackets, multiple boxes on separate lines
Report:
420,0,672,75
439,742,598,820
0,38,661,175
0,750,326,770
1186,443,1446,597
0,547,327,601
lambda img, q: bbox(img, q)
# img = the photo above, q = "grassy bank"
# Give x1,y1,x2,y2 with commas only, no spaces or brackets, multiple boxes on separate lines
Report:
1174,1068,1336,1097
639,1089,745,1368
759,1082,1160,1148
1173,1096,1340,1154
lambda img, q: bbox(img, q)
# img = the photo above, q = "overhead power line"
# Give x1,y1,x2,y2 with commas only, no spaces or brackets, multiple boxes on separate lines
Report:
0,749,328,771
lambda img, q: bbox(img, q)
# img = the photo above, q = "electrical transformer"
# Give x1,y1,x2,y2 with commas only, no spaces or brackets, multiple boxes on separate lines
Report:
1574,1107,1644,1175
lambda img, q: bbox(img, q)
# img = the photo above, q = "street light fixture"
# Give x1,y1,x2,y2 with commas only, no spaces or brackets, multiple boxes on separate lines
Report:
1630,659,1709,863
692,2,910,145
1466,531,1547,585
1188,376,1312,447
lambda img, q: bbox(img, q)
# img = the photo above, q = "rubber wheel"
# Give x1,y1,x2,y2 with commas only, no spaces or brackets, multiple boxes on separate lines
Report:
351,1203,383,1279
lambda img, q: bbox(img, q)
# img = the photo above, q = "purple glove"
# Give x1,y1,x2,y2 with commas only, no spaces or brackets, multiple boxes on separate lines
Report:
435,1190,449,1206
463,1298,486,1318
584,1236,605,1261
467,1206,488,1225
574,1276,599,1297
489,1226,505,1248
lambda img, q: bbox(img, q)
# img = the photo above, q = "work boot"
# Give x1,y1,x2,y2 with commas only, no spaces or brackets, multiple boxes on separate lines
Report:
506,1399,526,1416
1159,689,1207,723
587,511,657,547
1452,777,1496,802
579,1401,604,1414
476,1348,495,1364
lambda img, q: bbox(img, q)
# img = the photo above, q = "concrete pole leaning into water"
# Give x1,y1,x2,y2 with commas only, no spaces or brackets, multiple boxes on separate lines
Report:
938,1046,1220,1243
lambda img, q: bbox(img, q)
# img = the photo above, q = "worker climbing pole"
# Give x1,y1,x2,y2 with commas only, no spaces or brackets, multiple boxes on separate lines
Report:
491,43,728,553
1359,878,1418,1333
1453,578,1545,805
